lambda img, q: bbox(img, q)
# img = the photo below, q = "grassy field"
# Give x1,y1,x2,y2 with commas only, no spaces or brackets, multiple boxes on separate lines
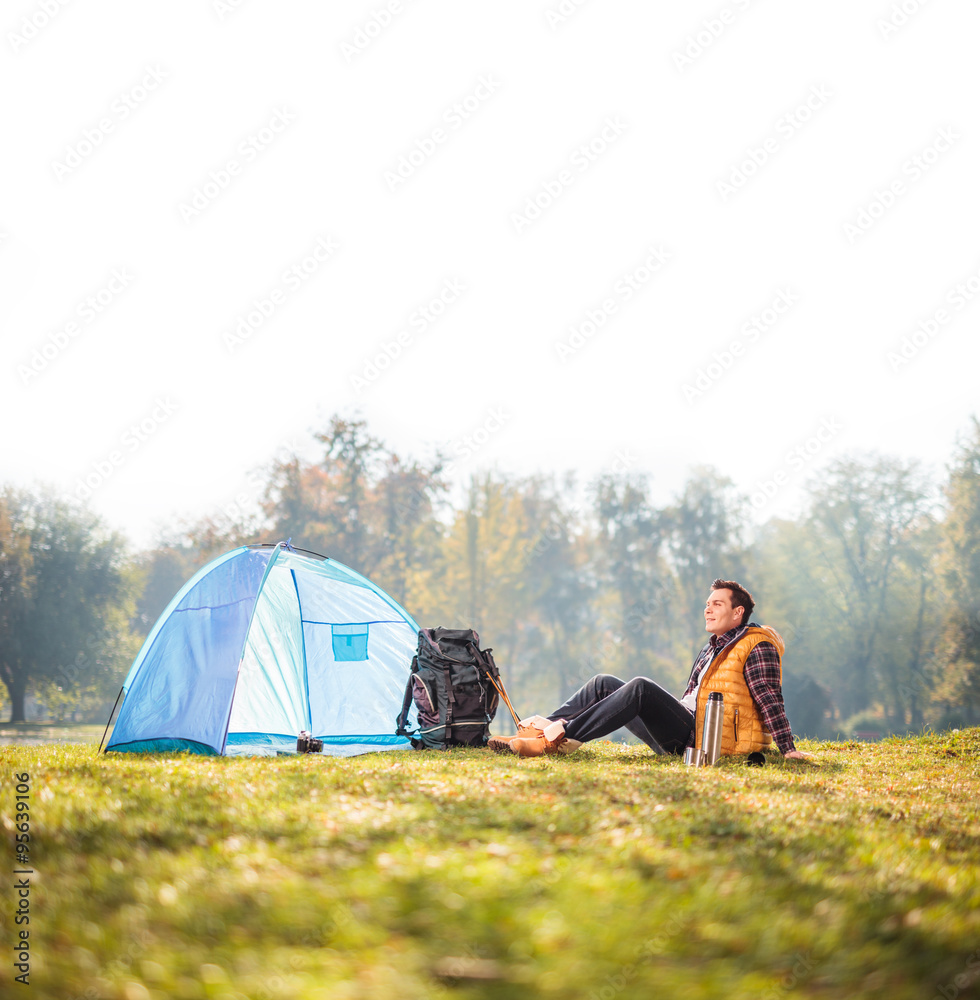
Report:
2,730,979,1000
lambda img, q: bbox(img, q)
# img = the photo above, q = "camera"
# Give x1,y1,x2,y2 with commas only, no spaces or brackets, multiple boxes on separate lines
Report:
296,731,324,754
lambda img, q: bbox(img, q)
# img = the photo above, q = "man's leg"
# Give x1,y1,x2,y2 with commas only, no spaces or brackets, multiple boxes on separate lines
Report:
548,674,693,754
545,673,625,723
492,674,624,755
505,674,627,740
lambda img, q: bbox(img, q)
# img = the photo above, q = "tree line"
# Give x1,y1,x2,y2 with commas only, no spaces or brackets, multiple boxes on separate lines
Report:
2,415,979,737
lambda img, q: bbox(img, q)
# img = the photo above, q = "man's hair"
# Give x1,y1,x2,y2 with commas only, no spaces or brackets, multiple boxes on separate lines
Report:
711,578,755,625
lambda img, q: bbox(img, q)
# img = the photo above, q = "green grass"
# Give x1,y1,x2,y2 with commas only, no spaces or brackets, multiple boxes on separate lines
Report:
2,731,979,1000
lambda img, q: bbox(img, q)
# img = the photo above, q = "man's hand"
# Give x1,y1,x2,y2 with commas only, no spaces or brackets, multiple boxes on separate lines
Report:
783,749,813,761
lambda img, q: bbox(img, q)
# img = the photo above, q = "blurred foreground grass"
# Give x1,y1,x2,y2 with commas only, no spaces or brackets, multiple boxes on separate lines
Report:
2,730,979,1000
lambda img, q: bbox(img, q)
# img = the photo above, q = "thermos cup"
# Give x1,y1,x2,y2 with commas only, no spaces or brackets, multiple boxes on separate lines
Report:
682,747,705,766
701,692,724,765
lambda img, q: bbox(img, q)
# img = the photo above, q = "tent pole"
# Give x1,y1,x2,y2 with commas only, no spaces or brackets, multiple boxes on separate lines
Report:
290,568,313,734
98,686,124,754
220,541,284,755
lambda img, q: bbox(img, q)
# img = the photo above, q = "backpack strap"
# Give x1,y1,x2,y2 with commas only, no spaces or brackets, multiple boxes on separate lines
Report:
395,655,419,737
444,668,456,725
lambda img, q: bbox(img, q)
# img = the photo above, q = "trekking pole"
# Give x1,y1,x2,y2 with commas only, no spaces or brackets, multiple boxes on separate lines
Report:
467,641,525,731
481,669,522,730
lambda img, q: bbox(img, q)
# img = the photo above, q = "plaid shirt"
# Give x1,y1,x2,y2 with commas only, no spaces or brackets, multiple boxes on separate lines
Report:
682,623,796,754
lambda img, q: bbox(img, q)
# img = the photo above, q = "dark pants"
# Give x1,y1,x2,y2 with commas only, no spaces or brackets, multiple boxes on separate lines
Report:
546,674,695,754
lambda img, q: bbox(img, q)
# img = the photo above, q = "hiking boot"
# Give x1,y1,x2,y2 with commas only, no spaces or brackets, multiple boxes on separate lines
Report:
517,714,552,730
509,721,569,757
487,723,545,755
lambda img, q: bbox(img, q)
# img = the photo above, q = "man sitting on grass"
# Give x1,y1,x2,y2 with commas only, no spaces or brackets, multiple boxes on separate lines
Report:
489,578,809,760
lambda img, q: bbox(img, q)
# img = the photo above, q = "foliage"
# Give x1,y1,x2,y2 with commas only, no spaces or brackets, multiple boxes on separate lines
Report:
2,730,979,999
935,418,980,718
3,414,980,734
755,456,940,726
662,467,750,661
261,415,447,612
0,488,140,723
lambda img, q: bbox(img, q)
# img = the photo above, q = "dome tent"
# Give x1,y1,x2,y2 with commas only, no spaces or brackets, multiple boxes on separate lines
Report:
105,541,419,756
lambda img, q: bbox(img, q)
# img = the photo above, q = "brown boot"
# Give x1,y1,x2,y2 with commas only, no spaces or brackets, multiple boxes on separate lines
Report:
487,724,544,755
508,721,568,757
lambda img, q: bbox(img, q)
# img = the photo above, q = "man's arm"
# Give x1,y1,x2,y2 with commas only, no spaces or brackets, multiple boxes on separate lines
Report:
743,642,798,755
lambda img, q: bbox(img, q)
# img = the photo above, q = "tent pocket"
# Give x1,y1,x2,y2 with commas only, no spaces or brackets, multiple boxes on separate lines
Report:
332,623,369,661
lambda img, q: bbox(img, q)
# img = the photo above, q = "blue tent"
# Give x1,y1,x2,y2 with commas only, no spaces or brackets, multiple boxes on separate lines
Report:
106,542,419,756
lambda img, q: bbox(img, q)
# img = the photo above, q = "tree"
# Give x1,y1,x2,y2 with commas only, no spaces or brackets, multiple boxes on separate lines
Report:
262,416,385,564
764,455,935,723
934,417,980,721
0,487,139,722
882,516,942,729
362,450,449,618
589,472,677,688
0,493,34,720
753,515,841,731
509,474,592,704
662,468,750,660
260,416,446,610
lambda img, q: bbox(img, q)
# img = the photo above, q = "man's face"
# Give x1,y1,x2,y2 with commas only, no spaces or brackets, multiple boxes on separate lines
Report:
704,588,744,636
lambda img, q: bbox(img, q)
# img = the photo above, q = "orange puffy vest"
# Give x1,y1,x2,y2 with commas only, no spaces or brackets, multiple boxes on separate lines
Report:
694,626,784,756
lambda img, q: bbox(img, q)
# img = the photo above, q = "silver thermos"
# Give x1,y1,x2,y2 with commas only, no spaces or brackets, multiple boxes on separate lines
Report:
701,692,724,765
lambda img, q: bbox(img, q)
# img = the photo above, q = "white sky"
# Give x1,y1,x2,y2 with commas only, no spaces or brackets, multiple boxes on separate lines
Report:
2,0,978,550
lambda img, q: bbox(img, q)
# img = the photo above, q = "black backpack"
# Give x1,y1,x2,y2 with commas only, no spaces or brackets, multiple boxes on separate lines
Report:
395,628,501,749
